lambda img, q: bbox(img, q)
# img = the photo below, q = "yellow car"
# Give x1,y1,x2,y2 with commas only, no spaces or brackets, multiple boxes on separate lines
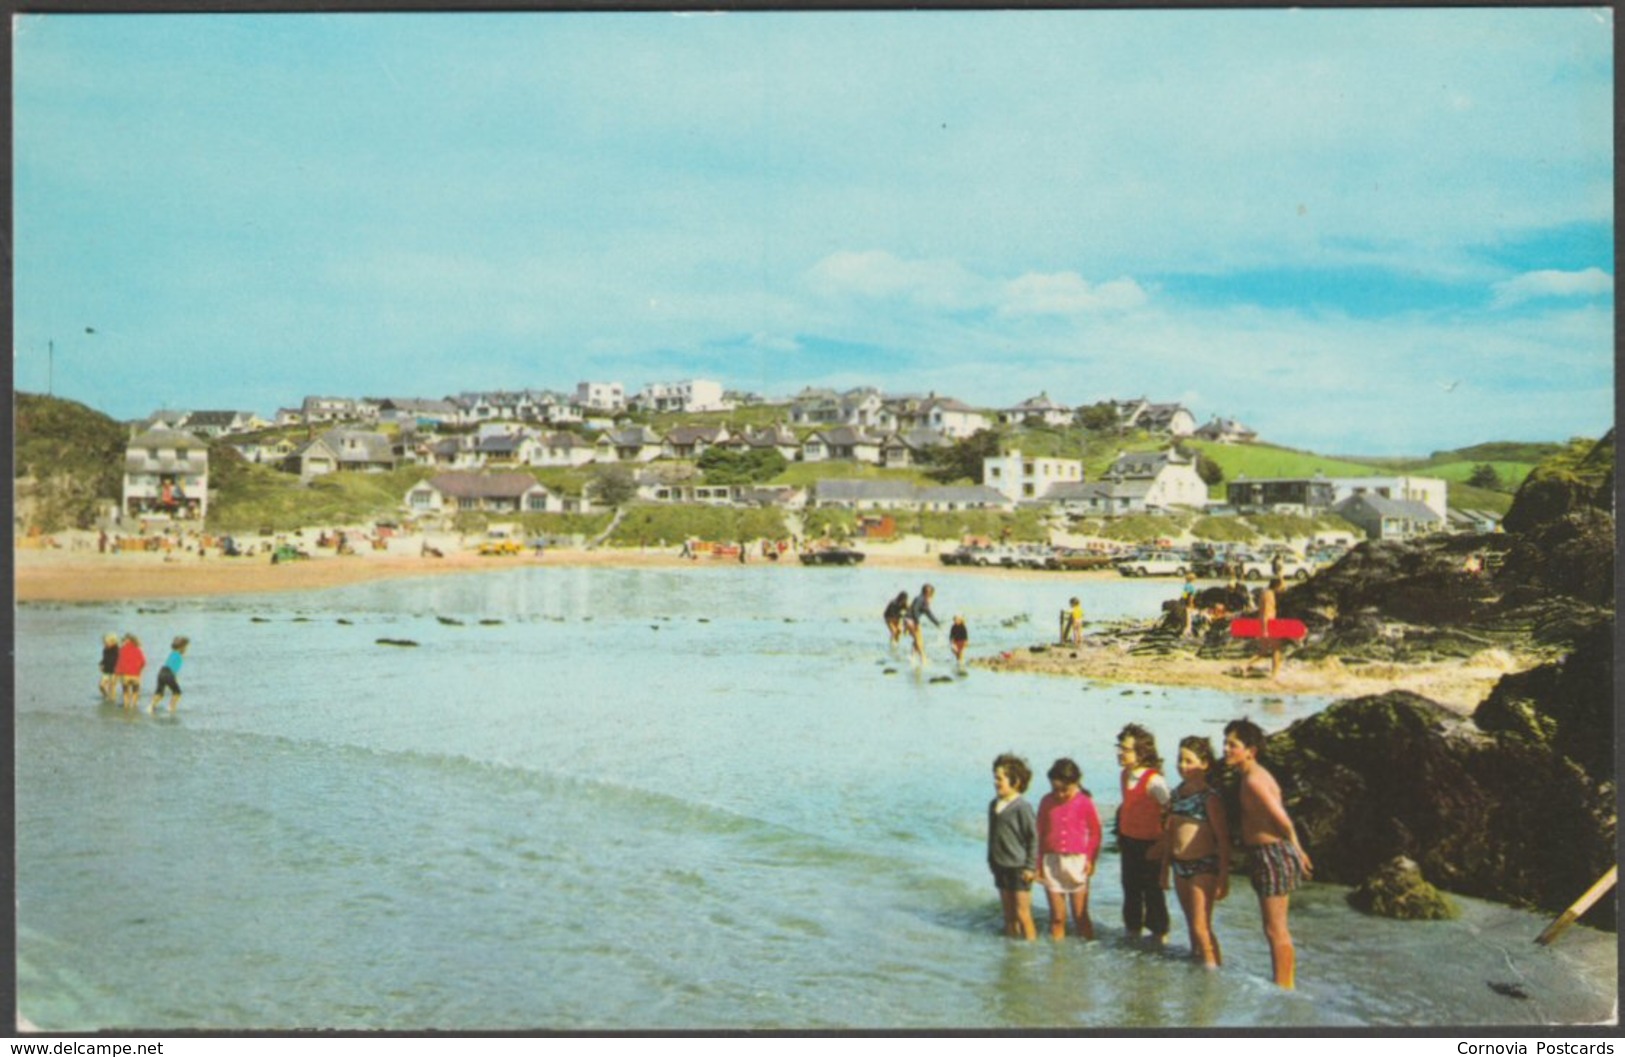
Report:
476,536,523,556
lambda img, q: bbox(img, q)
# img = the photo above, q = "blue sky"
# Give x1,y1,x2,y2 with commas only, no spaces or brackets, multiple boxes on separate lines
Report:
12,9,1615,455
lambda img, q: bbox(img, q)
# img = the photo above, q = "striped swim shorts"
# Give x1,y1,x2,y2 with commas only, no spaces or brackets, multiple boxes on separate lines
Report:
1249,841,1305,898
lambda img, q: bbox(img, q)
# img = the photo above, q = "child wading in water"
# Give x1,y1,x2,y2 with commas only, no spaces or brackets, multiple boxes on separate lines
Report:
115,634,146,710
149,636,190,713
949,615,969,669
883,591,910,649
98,634,120,702
1036,758,1102,940
1115,723,1171,943
987,753,1038,940
1160,735,1231,968
1225,718,1313,989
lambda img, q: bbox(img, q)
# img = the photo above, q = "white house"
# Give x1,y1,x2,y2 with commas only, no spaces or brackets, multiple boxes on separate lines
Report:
531,432,597,468
300,396,361,425
633,379,732,414
404,472,570,518
789,387,896,432
1193,416,1258,444
575,381,626,413
593,425,663,463
1108,398,1197,436
1000,393,1073,429
1099,449,1209,509
915,396,990,439
800,427,885,464
122,427,209,522
1333,494,1447,541
1331,476,1449,521
982,449,1084,503
285,429,397,480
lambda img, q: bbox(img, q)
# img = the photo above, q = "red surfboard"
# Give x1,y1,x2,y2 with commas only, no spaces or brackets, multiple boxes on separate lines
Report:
1229,618,1308,641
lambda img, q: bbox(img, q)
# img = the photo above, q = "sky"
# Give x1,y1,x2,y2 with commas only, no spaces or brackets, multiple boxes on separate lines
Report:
11,8,1616,455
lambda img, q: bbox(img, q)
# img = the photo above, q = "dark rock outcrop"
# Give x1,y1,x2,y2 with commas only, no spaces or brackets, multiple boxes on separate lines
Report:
1257,691,1615,929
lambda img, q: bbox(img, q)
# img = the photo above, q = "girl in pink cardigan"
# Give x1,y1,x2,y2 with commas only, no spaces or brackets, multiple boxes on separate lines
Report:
1036,757,1104,940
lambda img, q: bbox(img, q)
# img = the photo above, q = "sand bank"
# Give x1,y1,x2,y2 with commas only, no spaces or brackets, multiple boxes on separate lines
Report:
977,639,1530,715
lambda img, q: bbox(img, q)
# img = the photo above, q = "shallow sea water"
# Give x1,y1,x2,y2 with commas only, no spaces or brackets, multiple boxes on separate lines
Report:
15,566,1618,1029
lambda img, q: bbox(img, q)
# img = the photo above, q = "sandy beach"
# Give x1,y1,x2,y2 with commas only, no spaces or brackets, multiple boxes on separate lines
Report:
15,531,1529,715
12,532,950,603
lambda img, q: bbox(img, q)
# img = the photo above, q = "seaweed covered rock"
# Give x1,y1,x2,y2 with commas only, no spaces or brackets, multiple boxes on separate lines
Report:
1473,619,1614,780
1348,856,1458,920
1261,691,1615,929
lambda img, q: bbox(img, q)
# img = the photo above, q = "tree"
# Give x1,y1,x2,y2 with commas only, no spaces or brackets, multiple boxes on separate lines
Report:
1466,463,1502,490
1195,453,1225,487
922,428,1004,484
697,447,788,485
1077,402,1121,433
589,464,638,508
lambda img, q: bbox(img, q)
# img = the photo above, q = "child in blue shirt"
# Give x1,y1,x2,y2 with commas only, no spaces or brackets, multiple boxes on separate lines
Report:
149,636,189,713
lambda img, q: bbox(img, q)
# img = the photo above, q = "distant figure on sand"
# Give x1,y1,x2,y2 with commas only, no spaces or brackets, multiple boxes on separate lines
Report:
1115,723,1171,943
1243,578,1286,680
99,634,120,702
1224,718,1313,989
904,584,940,663
1180,574,1200,636
1160,735,1231,968
949,615,969,667
149,636,190,713
114,634,146,710
988,753,1038,941
1037,758,1102,941
1062,597,1084,647
883,591,910,648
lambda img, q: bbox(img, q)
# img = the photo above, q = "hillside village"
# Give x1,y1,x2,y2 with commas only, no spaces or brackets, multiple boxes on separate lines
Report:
106,378,1490,546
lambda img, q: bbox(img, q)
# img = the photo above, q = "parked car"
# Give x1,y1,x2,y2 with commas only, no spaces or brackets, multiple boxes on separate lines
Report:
1115,549,1194,578
477,525,523,556
1239,553,1316,581
799,547,865,566
1048,547,1117,571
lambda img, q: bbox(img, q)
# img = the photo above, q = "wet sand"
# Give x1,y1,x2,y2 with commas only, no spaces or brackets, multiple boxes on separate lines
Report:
978,638,1531,715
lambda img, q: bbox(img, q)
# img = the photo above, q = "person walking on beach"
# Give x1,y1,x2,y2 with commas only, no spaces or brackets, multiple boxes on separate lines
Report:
949,615,969,669
883,591,910,648
149,637,189,713
1180,573,1200,637
1243,577,1286,680
1160,735,1231,968
988,753,1038,941
904,583,940,664
1037,758,1102,941
1115,723,1171,943
1224,718,1313,989
114,633,146,710
98,633,120,702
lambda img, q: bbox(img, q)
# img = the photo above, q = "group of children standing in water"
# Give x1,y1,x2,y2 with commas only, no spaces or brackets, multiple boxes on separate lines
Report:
988,719,1313,989
98,632,189,712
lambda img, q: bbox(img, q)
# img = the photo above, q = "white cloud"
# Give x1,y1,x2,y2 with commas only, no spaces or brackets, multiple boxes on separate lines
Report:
998,272,1148,316
1491,267,1614,308
805,250,985,311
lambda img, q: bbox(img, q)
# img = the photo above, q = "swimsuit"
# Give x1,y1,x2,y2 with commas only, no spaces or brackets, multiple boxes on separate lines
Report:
1167,786,1214,824
1171,854,1221,880
1249,841,1306,897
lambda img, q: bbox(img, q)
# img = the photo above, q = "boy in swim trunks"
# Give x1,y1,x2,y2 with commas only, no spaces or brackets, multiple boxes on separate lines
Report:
1223,718,1313,989
987,753,1038,941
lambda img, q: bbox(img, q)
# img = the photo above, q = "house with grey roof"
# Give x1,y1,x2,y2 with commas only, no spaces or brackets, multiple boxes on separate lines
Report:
1106,398,1197,436
1102,448,1209,509
182,410,257,437
789,387,895,432
801,427,885,464
1044,479,1153,518
1333,494,1446,541
999,392,1073,428
880,428,949,469
123,427,209,522
532,432,597,468
285,429,397,480
812,479,1012,512
593,426,664,463
405,471,570,518
912,396,990,439
1193,416,1258,444
662,425,730,460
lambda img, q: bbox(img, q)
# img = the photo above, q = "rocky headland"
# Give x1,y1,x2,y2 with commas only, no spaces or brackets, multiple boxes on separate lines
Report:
998,434,1618,927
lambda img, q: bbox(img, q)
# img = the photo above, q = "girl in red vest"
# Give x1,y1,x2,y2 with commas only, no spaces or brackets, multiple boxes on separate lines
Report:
1116,723,1171,942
